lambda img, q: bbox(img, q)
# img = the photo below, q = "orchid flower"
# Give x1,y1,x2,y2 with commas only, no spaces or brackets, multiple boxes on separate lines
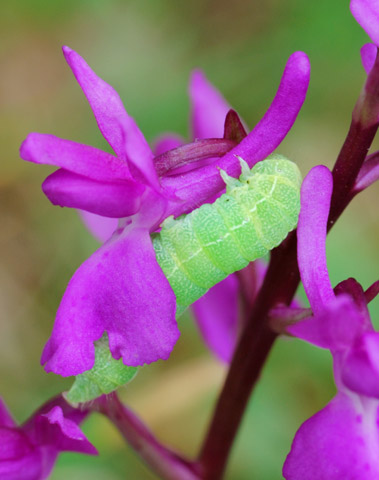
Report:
0,396,96,480
283,166,379,479
20,46,310,377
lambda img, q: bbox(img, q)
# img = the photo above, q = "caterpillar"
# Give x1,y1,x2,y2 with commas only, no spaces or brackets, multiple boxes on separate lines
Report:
152,154,302,314
67,155,301,404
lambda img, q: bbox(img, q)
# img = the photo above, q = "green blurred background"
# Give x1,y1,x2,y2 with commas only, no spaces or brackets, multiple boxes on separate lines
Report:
1,1,378,478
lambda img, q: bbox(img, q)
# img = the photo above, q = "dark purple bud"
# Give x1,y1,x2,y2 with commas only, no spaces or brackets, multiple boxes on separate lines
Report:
223,110,247,143
365,280,379,304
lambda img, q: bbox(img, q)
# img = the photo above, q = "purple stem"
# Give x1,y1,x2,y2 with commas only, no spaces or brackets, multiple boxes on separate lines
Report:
328,120,378,225
197,64,379,479
94,393,201,480
330,50,379,224
197,232,299,480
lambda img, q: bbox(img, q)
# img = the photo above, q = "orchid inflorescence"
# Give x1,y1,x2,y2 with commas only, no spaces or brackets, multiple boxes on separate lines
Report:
2,0,379,478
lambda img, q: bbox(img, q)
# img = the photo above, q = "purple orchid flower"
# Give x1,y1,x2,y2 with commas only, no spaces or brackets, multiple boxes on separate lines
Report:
283,166,379,479
0,396,96,480
20,46,310,377
79,65,240,363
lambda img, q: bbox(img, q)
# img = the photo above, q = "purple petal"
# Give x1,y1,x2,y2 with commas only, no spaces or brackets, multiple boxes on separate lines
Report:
342,332,379,397
353,151,379,193
189,69,231,139
62,46,159,190
283,392,379,479
0,398,15,428
20,133,132,182
41,228,179,376
289,295,365,350
0,429,34,461
192,274,239,363
163,51,311,217
361,43,378,73
153,134,185,156
129,187,168,230
297,165,334,314
42,169,144,218
36,406,97,455
79,210,118,243
351,0,379,46
0,429,42,480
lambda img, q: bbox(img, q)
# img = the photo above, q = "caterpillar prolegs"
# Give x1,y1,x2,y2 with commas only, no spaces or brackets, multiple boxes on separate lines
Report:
152,155,302,315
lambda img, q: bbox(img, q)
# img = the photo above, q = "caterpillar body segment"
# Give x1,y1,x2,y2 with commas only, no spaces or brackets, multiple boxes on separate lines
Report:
152,155,302,313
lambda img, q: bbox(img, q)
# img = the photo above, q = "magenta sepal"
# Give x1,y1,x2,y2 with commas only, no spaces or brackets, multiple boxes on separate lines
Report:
163,51,311,219
62,46,159,191
0,397,96,480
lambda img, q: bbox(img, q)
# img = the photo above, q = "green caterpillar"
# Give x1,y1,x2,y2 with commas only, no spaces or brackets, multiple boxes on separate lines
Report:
153,154,302,315
66,155,301,404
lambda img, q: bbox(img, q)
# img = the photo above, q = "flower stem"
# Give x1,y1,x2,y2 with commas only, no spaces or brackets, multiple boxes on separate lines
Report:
329,120,378,225
330,49,379,224
198,62,379,479
197,232,299,480
94,393,201,480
